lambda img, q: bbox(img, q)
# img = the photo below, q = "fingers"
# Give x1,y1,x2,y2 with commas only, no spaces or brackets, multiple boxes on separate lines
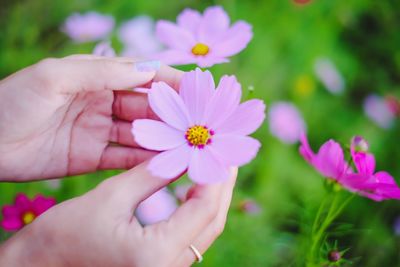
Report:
174,168,238,267
32,57,156,94
98,146,156,170
112,65,184,121
109,120,140,147
146,168,238,256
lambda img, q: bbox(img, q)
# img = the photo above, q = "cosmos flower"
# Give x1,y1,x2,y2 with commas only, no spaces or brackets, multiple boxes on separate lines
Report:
300,134,400,201
62,12,114,43
268,102,306,144
314,58,345,94
92,41,116,57
154,6,253,67
363,94,395,129
0,193,56,231
239,199,262,215
136,188,178,225
118,15,163,58
131,68,265,184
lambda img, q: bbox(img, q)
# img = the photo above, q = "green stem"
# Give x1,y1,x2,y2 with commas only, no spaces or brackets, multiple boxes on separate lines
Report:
306,192,354,266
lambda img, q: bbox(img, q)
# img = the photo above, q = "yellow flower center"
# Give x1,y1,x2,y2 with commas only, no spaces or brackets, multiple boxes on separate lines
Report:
191,43,209,56
185,125,214,148
22,211,36,225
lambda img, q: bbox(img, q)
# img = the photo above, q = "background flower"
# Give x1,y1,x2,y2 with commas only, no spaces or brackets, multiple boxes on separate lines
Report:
62,12,114,43
136,188,178,225
268,102,306,144
118,15,163,58
0,193,56,231
92,41,116,57
132,68,265,184
314,58,345,94
154,6,253,67
363,94,396,129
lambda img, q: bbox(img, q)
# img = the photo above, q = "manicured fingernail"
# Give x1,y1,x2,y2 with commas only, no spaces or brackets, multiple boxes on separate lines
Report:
133,60,161,72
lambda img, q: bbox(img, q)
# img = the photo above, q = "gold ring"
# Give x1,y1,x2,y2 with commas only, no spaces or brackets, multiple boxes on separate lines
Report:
189,244,203,263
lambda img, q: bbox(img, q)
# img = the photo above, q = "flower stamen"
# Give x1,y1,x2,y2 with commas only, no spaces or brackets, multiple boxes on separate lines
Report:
191,43,209,56
22,211,36,225
185,125,213,148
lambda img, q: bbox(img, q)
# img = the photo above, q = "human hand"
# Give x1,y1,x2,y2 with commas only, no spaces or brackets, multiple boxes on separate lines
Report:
0,55,183,181
0,162,237,267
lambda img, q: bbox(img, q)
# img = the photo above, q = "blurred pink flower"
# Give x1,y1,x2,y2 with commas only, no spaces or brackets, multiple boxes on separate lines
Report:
154,6,253,67
314,58,345,94
62,12,114,43
363,94,395,129
136,188,178,225
300,134,400,201
239,199,262,215
132,68,265,184
1,193,56,231
92,41,116,57
268,102,306,144
118,15,163,58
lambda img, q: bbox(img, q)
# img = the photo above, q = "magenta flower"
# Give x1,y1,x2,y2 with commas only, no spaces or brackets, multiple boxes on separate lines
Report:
93,41,116,57
268,102,306,144
62,12,114,43
136,188,178,225
1,193,56,231
363,94,395,129
132,68,265,184
300,134,400,201
154,6,253,67
348,143,400,201
118,16,162,58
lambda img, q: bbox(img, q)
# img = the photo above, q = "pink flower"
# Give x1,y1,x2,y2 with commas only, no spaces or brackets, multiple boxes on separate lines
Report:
62,12,114,43
239,199,262,215
1,193,56,231
299,134,400,201
348,143,400,201
314,58,345,94
363,94,395,129
136,188,178,225
92,41,116,57
268,102,306,144
154,6,253,67
131,68,265,184
118,16,163,58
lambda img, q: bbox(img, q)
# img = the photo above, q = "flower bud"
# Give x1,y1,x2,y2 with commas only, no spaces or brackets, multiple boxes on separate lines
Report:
351,136,369,153
328,250,341,262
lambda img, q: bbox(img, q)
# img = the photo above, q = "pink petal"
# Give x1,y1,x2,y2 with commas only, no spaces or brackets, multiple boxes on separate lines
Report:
136,188,178,225
217,99,266,135
202,75,241,129
352,152,376,176
148,145,191,179
212,21,253,57
177,8,202,33
179,69,215,124
375,171,397,184
314,140,346,180
188,148,230,184
31,195,56,215
2,205,21,218
196,55,229,68
299,133,315,163
209,134,261,166
198,6,230,44
132,119,185,151
148,82,191,131
15,193,32,211
1,217,23,231
156,20,196,50
152,50,196,66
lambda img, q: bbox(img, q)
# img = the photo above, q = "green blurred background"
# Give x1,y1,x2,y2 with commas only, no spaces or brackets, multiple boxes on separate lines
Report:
1,0,399,266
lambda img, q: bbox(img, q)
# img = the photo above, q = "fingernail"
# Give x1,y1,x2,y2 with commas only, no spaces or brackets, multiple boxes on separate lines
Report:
133,60,161,72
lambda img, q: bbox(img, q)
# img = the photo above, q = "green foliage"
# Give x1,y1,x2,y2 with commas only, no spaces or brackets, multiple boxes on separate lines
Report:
1,0,399,266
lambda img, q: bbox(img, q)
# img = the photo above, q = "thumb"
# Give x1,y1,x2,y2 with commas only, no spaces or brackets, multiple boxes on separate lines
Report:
34,57,160,93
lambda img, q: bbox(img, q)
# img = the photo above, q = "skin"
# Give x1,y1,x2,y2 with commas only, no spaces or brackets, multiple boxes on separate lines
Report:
0,56,238,266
